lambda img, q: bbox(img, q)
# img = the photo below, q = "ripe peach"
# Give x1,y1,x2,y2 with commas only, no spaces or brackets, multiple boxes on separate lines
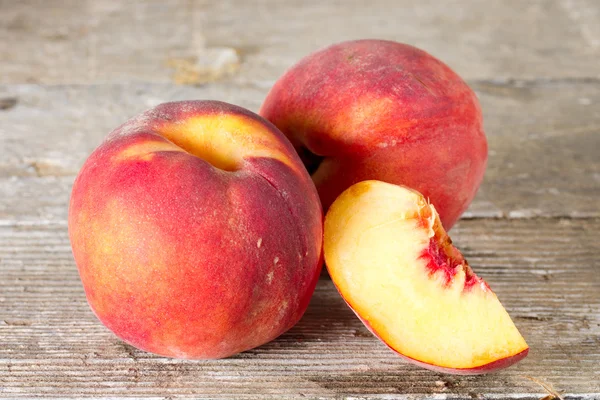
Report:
69,100,323,359
260,39,487,229
324,181,528,374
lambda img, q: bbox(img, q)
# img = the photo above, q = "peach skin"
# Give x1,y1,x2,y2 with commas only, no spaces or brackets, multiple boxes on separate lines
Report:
69,100,323,359
260,39,488,229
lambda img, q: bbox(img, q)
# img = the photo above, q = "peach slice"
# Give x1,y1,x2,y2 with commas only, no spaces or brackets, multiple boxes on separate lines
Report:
324,180,528,374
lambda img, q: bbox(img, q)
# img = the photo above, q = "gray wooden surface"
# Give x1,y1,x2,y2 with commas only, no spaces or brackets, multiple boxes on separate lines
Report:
1,0,599,399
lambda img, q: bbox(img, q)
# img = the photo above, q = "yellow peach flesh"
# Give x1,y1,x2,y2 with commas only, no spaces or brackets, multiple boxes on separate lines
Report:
324,180,528,370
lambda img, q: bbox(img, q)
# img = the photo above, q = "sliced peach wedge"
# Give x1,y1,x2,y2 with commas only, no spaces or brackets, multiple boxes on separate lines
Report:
324,180,528,374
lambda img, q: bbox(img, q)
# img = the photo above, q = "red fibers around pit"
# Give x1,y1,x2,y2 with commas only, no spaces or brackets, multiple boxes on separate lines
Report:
420,238,483,290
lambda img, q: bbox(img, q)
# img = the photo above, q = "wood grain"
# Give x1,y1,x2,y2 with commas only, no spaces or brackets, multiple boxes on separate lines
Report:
467,78,600,220
1,219,599,398
1,80,599,223
200,0,600,84
1,0,600,84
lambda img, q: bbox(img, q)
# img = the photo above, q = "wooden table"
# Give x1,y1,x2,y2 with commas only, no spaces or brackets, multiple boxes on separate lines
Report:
1,1,599,398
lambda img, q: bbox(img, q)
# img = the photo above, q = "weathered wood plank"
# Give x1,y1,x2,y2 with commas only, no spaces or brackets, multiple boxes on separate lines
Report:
200,0,600,84
1,80,598,222
466,79,600,219
0,83,263,178
1,0,600,84
0,176,71,224
1,219,599,398
0,0,239,85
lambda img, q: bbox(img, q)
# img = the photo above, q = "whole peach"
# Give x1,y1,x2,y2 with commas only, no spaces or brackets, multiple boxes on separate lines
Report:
260,39,487,229
69,101,323,359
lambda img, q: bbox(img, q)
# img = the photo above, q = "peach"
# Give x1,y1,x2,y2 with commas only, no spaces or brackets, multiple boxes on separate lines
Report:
324,181,528,374
68,100,323,359
260,39,487,229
